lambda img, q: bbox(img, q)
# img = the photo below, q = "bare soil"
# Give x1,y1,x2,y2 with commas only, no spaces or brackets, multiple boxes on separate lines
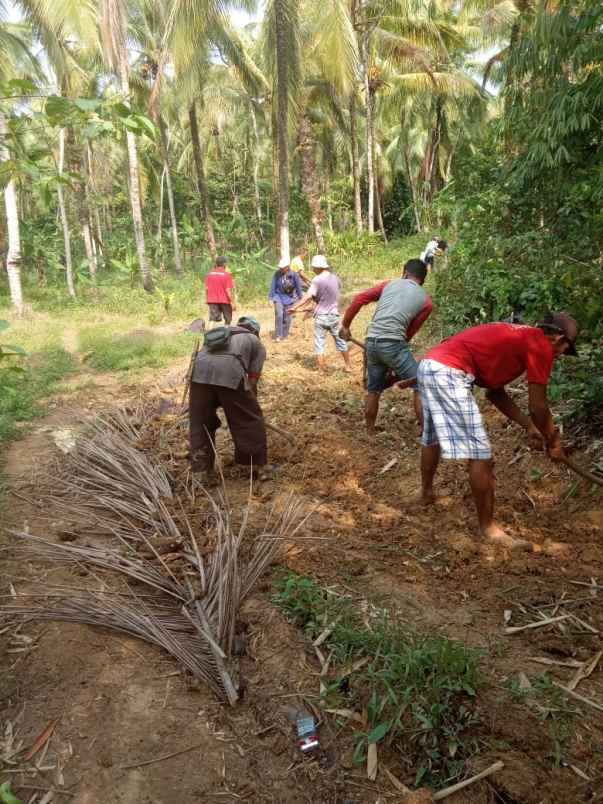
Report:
1,310,601,804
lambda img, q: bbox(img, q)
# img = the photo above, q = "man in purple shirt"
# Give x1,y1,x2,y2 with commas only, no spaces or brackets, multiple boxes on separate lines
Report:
288,255,352,372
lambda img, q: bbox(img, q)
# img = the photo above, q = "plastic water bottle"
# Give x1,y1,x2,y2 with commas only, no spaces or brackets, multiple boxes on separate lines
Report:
296,712,319,753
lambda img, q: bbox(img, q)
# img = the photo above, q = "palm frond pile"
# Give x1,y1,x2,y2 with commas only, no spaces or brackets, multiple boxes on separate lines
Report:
1,402,311,705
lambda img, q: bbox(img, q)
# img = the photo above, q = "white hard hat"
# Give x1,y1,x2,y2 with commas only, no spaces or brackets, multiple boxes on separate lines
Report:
311,254,329,269
278,257,290,269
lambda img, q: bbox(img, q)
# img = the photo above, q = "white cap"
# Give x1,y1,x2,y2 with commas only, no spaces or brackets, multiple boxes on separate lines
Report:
278,257,290,269
311,254,329,269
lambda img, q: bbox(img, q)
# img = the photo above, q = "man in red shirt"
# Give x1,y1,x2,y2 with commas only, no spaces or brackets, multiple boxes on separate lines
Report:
418,313,578,547
205,256,235,328
340,260,433,434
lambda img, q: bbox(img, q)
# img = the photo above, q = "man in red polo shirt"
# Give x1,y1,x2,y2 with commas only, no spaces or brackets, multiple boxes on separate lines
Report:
205,256,235,328
417,313,578,547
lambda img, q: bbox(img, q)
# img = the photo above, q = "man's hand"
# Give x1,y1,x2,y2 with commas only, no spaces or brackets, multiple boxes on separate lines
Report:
526,422,545,451
547,430,566,462
340,326,351,341
286,307,296,315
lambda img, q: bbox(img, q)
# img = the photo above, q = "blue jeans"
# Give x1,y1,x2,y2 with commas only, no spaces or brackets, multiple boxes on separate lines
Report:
365,338,418,393
313,313,348,355
274,300,293,339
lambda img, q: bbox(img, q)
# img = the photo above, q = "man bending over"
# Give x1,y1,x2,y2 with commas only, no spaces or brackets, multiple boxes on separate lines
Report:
189,316,269,485
417,313,578,546
340,259,433,435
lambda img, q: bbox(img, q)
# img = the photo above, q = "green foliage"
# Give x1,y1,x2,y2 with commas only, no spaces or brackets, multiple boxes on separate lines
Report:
0,781,22,804
505,672,575,767
272,572,483,790
78,328,193,373
0,345,77,444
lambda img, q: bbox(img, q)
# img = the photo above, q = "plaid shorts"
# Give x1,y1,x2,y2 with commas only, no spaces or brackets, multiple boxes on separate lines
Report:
418,359,492,460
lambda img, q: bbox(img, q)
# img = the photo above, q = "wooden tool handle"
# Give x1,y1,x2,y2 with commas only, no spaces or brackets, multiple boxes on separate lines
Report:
561,456,603,487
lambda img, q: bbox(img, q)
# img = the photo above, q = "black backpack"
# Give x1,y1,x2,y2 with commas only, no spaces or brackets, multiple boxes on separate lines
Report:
280,273,296,295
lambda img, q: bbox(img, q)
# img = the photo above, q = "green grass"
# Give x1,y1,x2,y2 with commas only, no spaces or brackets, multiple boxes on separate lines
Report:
272,572,483,790
78,327,194,372
0,346,78,444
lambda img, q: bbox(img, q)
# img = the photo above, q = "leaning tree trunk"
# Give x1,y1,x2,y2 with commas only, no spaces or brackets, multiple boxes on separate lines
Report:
297,112,326,253
249,102,263,232
349,0,363,234
0,114,24,314
57,129,76,299
189,100,217,259
118,55,153,292
158,117,183,277
274,0,291,262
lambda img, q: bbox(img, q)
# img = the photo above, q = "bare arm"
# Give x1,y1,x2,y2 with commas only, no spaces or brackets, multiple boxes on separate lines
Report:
528,383,564,458
486,387,533,430
288,289,315,314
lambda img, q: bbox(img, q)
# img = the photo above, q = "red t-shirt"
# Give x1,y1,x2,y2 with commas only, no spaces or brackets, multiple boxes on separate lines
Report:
426,323,554,388
205,267,233,304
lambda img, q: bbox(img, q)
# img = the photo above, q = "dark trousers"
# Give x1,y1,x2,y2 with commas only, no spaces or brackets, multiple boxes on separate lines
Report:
274,300,293,339
189,382,268,472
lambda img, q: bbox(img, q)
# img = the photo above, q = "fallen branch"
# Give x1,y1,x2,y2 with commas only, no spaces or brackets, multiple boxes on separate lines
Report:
432,761,504,800
561,456,603,488
505,614,571,634
554,683,603,714
119,742,205,769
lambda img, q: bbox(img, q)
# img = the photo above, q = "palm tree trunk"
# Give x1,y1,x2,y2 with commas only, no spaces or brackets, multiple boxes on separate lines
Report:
57,129,76,299
118,55,153,292
81,148,98,279
275,0,291,262
349,92,363,234
249,102,263,231
298,112,326,253
362,30,375,233
374,173,387,243
158,117,183,276
403,146,422,232
349,0,363,234
0,114,24,315
188,100,217,259
157,166,165,242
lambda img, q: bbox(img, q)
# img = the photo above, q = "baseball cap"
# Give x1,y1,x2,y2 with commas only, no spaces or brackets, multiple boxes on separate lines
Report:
311,254,329,269
278,257,290,269
538,312,578,356
237,315,261,335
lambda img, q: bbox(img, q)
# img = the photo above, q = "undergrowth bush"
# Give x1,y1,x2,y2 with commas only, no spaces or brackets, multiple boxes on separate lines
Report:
272,572,483,789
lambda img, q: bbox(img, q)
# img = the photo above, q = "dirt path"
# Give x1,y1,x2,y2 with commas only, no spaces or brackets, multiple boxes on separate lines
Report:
1,312,601,804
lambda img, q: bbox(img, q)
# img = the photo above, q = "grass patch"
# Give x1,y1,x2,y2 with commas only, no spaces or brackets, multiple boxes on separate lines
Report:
272,572,484,790
78,327,194,372
0,346,78,444
505,672,576,767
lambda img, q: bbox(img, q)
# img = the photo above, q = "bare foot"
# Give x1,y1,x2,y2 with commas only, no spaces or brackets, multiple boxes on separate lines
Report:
482,524,531,550
343,366,354,374
420,490,437,506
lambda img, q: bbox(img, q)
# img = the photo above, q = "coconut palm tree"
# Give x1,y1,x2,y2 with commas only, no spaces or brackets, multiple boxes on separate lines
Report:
100,0,154,291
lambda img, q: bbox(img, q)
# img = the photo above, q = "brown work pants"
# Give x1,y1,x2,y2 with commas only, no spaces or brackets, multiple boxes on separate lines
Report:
189,382,268,472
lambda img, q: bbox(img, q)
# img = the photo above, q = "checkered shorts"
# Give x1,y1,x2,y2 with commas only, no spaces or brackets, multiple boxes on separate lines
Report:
417,359,492,460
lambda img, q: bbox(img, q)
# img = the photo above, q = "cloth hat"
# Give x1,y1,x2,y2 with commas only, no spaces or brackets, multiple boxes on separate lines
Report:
311,254,329,269
237,315,261,335
538,312,578,356
278,257,290,269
